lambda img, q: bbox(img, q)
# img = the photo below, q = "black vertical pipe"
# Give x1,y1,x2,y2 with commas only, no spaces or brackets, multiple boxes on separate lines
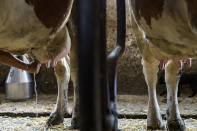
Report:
76,0,107,131
97,0,109,130
108,0,126,102
107,0,126,106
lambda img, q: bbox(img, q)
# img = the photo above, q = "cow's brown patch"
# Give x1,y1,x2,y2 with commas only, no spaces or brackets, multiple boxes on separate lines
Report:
25,0,73,31
185,0,197,29
131,0,165,28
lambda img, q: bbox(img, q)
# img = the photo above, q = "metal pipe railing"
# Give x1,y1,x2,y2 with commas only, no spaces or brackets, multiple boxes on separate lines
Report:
77,0,126,130
76,0,107,130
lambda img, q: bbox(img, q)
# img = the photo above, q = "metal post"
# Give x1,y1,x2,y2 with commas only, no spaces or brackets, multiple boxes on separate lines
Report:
76,0,107,131
107,0,126,103
107,0,126,130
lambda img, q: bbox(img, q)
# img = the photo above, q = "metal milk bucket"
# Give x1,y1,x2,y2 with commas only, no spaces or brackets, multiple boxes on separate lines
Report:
5,55,33,101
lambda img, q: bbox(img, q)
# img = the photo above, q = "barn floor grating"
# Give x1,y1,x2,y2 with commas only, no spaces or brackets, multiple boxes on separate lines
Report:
0,94,196,130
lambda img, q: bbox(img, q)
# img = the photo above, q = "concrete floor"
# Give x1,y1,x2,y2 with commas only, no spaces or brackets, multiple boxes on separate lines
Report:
0,94,196,130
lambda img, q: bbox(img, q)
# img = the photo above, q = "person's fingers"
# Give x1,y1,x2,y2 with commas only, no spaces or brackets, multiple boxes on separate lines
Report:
35,63,41,74
46,60,51,68
186,58,192,67
52,59,58,67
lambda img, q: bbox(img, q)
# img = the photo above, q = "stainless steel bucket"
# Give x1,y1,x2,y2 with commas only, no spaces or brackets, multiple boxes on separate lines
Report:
5,56,33,101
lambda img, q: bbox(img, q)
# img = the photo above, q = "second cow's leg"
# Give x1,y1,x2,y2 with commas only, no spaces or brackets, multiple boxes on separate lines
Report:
66,37,79,128
69,44,80,129
165,60,185,131
47,56,70,126
70,64,79,129
142,54,165,130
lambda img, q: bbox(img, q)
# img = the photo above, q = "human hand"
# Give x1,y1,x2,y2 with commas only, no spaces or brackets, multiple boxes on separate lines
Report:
27,60,41,74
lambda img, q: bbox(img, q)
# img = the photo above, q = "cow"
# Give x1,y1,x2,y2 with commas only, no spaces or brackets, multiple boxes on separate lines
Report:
0,0,80,129
129,0,197,130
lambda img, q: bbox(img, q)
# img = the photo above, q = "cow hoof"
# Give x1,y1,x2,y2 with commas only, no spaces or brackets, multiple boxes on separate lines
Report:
147,120,166,131
104,113,118,131
147,117,166,130
69,117,80,129
167,119,186,131
147,125,166,131
47,112,64,127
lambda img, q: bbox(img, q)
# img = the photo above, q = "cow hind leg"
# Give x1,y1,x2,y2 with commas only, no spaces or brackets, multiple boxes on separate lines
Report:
69,69,79,129
68,46,80,129
142,57,165,130
47,56,70,127
165,60,185,131
189,84,196,97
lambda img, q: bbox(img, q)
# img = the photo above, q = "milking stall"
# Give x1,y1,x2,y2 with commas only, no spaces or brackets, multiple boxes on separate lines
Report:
1,0,197,131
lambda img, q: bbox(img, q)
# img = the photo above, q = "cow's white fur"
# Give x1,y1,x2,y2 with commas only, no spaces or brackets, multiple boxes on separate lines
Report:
54,56,70,115
142,57,164,128
45,55,71,125
165,60,181,121
0,0,51,54
136,0,197,59
0,0,71,64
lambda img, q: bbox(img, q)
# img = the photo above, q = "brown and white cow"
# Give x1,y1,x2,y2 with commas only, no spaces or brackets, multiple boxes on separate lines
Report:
0,0,80,129
129,0,197,130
